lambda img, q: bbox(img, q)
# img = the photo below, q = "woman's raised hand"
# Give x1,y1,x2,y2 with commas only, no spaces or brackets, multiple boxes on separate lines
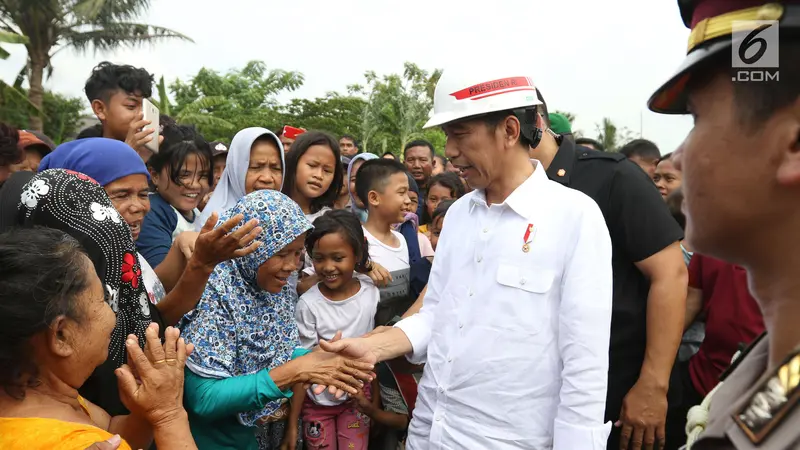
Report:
116,324,194,427
192,212,262,269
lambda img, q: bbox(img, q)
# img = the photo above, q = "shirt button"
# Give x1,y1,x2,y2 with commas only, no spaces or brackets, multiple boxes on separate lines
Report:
468,290,474,297
458,322,464,328
448,357,453,362
438,387,444,393
482,228,488,233
436,416,442,422
520,278,527,285
477,256,483,262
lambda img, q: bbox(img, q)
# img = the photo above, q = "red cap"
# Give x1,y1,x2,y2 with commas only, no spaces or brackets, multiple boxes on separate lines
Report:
282,125,306,140
17,131,48,152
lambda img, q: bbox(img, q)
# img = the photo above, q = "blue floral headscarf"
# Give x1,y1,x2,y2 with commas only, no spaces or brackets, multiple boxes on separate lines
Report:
180,190,311,426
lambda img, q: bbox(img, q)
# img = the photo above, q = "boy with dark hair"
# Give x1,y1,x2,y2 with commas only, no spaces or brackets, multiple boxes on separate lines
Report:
355,158,412,324
619,138,662,178
84,61,157,161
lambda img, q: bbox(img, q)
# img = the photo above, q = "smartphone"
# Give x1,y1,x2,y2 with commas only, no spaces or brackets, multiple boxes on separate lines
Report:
141,98,160,154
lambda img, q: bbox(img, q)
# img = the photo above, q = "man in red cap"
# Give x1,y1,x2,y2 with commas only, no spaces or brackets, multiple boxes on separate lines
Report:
10,130,54,172
278,125,305,153
649,1,800,449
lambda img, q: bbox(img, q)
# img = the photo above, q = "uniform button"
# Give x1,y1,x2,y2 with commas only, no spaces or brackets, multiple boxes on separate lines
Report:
520,278,527,285
448,357,453,362
477,256,483,262
468,290,474,297
458,322,464,328
436,416,442,422
482,228,488,233
438,387,444,393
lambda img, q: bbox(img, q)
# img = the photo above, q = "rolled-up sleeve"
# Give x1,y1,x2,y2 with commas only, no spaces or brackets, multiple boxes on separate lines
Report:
553,199,614,449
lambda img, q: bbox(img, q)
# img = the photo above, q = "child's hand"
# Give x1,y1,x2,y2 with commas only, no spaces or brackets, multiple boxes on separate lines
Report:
125,113,160,163
349,389,373,415
366,262,392,287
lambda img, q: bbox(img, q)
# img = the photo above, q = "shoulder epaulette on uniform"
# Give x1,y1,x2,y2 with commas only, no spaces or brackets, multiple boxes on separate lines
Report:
734,336,800,445
576,150,625,162
720,332,768,382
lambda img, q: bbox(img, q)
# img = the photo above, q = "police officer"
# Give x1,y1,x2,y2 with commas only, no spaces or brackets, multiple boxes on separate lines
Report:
529,95,689,450
647,1,800,449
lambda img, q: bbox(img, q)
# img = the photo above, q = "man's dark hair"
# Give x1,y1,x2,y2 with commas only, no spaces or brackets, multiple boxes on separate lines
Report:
658,152,673,163
340,134,359,148
381,151,396,159
76,123,104,140
575,137,604,151
0,123,22,166
619,139,661,160
354,158,409,208
403,139,435,159
281,131,344,213
84,61,154,103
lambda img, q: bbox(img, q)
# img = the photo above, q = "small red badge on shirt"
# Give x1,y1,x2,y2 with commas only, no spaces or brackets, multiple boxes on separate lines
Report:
522,223,534,253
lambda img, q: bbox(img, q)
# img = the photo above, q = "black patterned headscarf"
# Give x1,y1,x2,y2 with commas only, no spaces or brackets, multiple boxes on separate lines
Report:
16,169,151,366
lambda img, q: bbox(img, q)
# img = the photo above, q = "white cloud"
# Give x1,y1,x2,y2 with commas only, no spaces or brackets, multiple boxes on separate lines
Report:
0,0,694,153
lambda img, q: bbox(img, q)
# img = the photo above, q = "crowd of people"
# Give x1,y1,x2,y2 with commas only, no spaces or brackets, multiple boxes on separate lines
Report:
1,1,799,449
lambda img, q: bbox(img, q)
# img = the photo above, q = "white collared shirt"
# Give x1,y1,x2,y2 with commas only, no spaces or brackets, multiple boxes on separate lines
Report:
395,161,613,450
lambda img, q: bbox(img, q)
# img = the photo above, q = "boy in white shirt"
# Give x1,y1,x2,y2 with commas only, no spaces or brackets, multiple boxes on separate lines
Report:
354,159,413,325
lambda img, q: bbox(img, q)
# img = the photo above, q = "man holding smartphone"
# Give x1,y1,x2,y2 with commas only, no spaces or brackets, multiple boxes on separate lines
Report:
84,61,161,162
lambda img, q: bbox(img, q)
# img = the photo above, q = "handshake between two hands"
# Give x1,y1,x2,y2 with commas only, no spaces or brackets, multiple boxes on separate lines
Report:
303,326,393,398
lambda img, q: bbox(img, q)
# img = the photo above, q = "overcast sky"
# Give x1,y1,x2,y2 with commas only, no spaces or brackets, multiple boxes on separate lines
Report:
1,0,695,154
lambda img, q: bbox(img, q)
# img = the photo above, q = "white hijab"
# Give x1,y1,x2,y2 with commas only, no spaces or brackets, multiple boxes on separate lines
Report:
197,127,285,229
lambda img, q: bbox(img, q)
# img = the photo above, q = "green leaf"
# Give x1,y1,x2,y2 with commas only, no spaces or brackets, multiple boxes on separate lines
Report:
64,23,193,53
0,30,29,45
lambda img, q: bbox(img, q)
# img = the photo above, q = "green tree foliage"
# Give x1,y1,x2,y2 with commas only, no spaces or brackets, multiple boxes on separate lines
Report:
0,0,190,131
349,63,443,156
170,61,303,142
0,86,86,143
595,117,634,152
282,93,367,138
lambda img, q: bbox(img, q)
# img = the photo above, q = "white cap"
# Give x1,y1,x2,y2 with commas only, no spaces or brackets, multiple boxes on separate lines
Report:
424,69,542,129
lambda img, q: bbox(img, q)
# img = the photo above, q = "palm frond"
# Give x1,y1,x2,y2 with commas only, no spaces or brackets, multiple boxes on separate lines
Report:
13,62,26,88
64,22,192,53
0,29,29,44
72,0,108,21
0,79,41,114
70,0,154,23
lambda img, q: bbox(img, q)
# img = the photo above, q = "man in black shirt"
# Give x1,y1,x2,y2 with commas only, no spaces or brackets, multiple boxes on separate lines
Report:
529,106,688,450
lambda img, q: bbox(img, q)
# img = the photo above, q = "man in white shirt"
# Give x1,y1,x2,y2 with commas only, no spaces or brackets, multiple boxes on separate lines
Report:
319,68,614,449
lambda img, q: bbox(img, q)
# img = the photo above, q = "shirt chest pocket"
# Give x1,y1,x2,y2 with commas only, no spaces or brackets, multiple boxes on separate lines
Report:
493,263,556,335
496,263,555,294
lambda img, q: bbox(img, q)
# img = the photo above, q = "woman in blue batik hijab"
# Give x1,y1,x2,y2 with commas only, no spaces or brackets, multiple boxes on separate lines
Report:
180,190,373,450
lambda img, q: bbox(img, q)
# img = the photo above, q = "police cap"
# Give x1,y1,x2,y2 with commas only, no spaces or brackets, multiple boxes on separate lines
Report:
648,1,800,114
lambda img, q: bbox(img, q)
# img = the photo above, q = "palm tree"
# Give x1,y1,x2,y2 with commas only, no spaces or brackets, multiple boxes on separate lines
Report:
0,0,191,131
